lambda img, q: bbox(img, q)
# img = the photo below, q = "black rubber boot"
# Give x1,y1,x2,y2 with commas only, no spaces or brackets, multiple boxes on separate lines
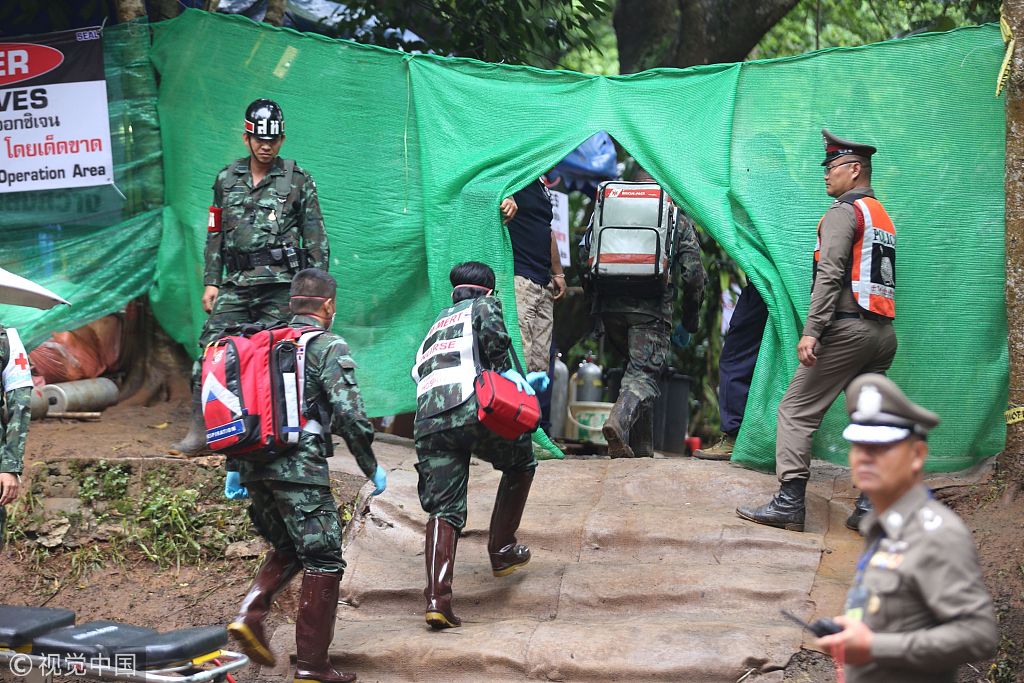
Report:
845,493,873,532
488,470,535,576
603,391,642,458
171,389,207,454
735,479,807,532
628,399,655,458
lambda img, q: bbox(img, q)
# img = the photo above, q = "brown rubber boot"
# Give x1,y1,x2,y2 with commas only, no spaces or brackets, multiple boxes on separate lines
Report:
488,469,535,576
693,434,736,461
628,400,655,458
171,389,208,454
603,391,641,458
227,549,300,666
424,517,461,629
293,571,356,683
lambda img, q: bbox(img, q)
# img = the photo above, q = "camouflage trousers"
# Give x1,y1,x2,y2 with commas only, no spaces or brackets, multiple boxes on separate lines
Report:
247,480,344,574
414,422,537,530
603,313,671,402
190,283,292,388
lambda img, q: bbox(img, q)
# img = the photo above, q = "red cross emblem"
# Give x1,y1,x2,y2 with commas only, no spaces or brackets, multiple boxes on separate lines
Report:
14,353,28,370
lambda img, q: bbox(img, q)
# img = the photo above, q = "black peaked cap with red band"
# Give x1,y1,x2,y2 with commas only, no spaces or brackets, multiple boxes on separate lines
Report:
821,128,877,166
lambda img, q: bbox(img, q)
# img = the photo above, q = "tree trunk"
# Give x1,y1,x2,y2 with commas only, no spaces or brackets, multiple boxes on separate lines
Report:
115,0,146,22
264,0,287,26
1004,0,1024,500
614,0,800,72
149,0,182,22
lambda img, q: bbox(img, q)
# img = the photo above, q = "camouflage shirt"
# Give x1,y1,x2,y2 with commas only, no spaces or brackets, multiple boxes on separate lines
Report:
413,296,514,439
0,326,31,475
239,315,377,487
204,156,329,288
588,213,706,328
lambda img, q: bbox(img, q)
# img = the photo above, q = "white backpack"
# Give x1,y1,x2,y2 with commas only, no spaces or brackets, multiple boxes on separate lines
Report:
588,181,677,295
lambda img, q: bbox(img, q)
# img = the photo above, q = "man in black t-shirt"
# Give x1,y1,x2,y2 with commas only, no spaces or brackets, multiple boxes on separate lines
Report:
499,177,566,373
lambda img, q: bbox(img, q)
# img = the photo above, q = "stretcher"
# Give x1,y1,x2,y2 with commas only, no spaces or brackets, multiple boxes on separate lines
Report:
0,605,248,683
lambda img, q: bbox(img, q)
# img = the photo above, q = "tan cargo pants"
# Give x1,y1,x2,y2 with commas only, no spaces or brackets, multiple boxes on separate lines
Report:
775,318,898,482
513,275,554,373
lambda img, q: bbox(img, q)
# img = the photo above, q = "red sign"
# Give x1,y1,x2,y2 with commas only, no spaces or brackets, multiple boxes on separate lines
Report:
605,187,662,199
0,43,64,87
14,353,28,370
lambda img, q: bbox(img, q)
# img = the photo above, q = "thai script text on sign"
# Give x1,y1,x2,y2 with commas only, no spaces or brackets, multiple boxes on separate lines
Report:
0,28,112,193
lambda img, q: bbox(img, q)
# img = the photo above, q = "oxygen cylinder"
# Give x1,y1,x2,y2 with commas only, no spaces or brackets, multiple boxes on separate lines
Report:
549,355,569,439
573,355,603,403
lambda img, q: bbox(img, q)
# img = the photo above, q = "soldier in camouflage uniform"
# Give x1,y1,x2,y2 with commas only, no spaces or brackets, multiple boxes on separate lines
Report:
581,170,706,458
173,99,330,453
411,262,540,630
227,269,384,683
0,324,33,546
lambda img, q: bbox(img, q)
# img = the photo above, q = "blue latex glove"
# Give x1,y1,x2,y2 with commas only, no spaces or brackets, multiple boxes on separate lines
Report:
370,465,387,496
501,369,536,396
224,471,249,500
526,371,550,393
671,323,691,349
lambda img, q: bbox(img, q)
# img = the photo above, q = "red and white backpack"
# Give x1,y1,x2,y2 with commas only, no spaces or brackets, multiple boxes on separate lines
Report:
201,323,324,459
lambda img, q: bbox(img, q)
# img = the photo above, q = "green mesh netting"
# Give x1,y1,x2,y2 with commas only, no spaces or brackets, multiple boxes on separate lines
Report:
6,10,1006,473
0,21,163,349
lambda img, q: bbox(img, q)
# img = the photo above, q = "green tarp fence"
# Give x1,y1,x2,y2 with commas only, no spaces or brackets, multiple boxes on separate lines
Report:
3,10,1007,472
0,21,163,350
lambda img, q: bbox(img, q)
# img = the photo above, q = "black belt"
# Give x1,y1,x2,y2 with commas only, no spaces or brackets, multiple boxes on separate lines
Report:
835,311,889,322
224,247,308,272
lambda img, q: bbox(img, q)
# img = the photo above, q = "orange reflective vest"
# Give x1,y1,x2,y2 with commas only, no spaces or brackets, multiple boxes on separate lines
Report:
813,195,896,319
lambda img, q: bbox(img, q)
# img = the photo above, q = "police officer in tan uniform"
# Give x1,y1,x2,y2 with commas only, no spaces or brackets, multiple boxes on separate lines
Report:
737,129,897,532
815,374,997,682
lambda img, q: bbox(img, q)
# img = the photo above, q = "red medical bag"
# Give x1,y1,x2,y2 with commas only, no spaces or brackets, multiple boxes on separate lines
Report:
473,348,541,440
200,323,322,459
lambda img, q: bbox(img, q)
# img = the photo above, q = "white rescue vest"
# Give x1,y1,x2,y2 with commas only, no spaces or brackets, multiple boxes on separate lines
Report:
2,327,33,392
411,299,479,418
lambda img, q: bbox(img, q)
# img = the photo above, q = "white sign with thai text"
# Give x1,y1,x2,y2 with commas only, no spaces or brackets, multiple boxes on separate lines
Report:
0,28,112,194
550,190,571,267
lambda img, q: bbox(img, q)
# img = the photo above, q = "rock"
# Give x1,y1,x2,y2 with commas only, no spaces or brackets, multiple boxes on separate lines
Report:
35,517,72,548
191,455,226,469
225,539,266,559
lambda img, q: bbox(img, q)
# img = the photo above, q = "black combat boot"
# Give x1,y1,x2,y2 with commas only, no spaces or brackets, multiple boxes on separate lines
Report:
628,399,655,458
171,389,208,454
603,391,642,458
488,470,535,576
293,571,357,683
845,493,873,533
735,479,807,532
424,517,461,629
227,549,301,666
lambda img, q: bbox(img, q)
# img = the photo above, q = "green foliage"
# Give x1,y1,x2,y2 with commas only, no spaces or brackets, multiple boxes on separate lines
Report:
318,0,613,67
756,0,1000,59
77,460,132,505
988,635,1020,683
125,472,250,569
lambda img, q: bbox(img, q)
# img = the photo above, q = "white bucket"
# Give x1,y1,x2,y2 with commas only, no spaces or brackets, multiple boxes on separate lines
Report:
567,401,613,445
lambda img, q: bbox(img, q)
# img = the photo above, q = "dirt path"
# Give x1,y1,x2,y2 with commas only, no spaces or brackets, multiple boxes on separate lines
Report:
1,400,1020,681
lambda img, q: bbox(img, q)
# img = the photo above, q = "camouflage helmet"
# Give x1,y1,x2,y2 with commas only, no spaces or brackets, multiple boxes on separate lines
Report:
244,99,285,140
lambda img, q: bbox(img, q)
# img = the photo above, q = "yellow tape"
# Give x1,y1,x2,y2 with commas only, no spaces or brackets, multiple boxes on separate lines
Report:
1005,406,1024,425
191,650,223,666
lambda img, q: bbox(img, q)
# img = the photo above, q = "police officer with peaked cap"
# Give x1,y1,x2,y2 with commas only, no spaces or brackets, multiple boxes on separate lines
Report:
815,373,997,682
737,129,897,532
172,99,330,453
